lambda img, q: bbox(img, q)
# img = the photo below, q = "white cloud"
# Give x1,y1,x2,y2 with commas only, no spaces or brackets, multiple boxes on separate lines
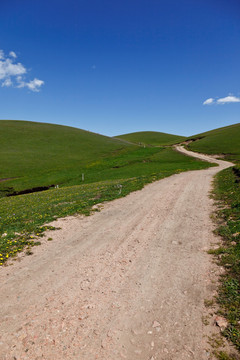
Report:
1,78,12,87
0,58,26,80
203,94,240,105
9,51,17,58
203,98,214,105
0,49,44,92
16,76,26,88
16,77,44,92
25,78,44,92
217,95,240,104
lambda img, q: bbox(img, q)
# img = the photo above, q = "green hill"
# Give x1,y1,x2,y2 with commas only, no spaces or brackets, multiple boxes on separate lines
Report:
0,120,214,264
115,131,186,146
0,120,133,194
187,123,240,162
0,120,210,197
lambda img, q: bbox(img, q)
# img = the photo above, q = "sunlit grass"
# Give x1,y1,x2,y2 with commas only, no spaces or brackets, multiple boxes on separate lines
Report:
187,123,240,162
0,150,212,265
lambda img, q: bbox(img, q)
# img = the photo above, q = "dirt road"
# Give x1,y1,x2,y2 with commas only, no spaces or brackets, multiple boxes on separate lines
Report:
0,147,233,360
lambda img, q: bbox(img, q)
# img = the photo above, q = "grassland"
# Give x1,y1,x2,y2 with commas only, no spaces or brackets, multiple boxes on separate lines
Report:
0,120,213,265
0,120,133,195
187,123,240,162
115,131,185,146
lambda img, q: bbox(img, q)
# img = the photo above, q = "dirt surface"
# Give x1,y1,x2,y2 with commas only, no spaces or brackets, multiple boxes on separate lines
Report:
0,146,233,360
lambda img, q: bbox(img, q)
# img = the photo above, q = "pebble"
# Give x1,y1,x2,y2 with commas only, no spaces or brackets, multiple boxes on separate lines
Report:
152,321,160,328
215,316,228,330
101,338,108,349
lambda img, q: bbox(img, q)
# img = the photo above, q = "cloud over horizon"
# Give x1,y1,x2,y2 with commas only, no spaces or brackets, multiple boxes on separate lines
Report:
0,50,44,92
203,98,214,105
203,95,240,105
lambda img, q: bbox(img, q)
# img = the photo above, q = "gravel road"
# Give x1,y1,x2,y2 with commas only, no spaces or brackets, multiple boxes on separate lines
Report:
0,146,233,360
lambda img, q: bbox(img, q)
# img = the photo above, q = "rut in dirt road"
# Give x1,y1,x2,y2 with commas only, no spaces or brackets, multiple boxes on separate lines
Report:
0,146,233,360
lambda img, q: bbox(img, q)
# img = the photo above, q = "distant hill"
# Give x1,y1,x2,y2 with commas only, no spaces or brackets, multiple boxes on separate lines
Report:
114,131,186,146
187,123,240,162
0,120,133,193
1,120,238,197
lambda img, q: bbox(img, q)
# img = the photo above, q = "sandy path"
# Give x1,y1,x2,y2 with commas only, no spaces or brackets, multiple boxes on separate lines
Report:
0,146,233,360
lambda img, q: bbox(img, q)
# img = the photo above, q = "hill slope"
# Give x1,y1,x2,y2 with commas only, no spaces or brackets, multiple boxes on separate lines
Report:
0,120,211,197
0,120,133,193
115,131,186,146
187,123,240,162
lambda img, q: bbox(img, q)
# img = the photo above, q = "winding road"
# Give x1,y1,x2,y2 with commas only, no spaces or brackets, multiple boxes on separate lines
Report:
0,146,233,360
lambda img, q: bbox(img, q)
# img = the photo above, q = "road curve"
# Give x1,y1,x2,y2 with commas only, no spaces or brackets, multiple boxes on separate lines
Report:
0,147,233,360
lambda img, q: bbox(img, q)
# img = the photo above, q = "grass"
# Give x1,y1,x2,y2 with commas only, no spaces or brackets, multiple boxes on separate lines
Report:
214,350,239,360
0,144,213,264
187,123,240,162
0,120,133,194
211,166,240,352
115,131,186,146
0,121,197,197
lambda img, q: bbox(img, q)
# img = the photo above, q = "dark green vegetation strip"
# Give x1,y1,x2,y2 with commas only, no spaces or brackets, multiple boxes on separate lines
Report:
212,166,240,352
0,146,213,265
115,131,186,146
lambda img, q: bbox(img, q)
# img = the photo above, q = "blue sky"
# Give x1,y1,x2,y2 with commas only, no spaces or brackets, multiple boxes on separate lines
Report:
0,0,240,136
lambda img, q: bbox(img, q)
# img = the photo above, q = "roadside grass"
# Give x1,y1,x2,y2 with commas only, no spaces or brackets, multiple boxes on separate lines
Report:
188,123,240,357
0,148,213,265
211,166,240,352
187,123,240,162
214,350,239,360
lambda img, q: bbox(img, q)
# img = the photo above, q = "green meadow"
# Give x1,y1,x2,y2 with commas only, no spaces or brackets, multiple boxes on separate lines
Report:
115,130,185,146
187,123,240,162
0,120,132,194
0,120,212,264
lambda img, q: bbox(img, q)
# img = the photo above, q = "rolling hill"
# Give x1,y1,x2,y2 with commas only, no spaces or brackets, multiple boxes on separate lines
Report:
0,120,209,197
114,131,186,146
0,120,134,194
186,123,240,162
